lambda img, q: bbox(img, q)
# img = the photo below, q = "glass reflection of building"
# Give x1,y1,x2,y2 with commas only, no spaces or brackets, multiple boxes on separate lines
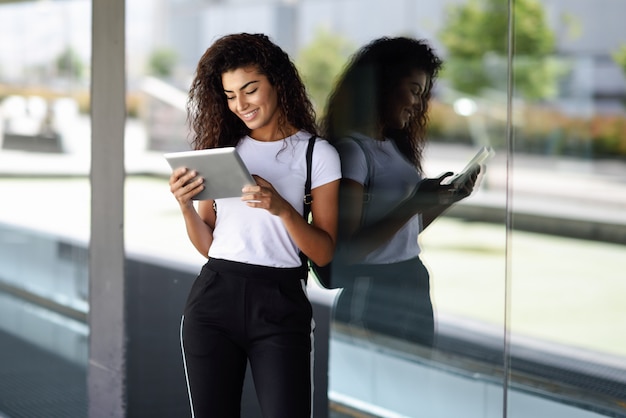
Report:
0,0,625,417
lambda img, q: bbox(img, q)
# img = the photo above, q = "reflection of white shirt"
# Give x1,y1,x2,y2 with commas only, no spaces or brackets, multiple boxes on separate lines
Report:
208,131,341,268
336,133,423,264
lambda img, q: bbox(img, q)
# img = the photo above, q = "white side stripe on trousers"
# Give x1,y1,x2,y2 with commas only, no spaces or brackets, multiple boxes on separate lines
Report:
180,315,195,418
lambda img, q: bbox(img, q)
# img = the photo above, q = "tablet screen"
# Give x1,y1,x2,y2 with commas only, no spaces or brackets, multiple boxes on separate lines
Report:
164,147,256,200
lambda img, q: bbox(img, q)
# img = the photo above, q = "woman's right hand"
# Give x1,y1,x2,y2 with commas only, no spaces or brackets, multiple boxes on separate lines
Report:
169,167,204,208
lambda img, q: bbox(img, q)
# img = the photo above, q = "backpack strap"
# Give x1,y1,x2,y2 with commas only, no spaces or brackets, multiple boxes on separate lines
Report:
303,134,316,219
299,135,317,282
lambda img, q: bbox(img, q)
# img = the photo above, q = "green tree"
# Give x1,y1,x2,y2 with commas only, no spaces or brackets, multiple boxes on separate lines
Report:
439,0,564,100
56,47,85,80
613,45,626,77
296,28,355,114
148,47,178,78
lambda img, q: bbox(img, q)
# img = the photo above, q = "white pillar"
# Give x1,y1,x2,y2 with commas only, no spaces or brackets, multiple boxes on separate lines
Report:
88,0,126,416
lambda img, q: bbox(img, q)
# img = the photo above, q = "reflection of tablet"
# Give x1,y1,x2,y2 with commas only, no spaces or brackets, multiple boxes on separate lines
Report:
164,147,256,200
442,146,495,187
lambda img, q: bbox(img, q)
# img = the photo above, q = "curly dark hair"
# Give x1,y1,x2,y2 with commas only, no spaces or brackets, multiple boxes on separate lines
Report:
188,33,318,150
320,37,442,173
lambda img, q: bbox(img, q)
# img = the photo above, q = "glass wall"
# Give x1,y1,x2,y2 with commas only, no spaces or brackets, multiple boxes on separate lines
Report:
506,0,626,415
0,0,91,416
132,0,626,416
0,0,625,416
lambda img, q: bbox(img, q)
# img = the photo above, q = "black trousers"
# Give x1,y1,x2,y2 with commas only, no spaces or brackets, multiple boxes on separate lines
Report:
332,256,435,347
181,258,313,418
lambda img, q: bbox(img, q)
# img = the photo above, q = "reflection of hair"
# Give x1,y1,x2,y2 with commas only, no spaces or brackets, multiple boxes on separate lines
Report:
188,33,317,150
321,37,442,172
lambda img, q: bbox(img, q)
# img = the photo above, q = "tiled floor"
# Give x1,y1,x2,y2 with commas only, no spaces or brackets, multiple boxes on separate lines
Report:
0,329,87,418
0,325,371,418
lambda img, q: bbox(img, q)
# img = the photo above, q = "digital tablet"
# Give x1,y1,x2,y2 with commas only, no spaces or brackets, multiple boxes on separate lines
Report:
164,147,256,200
441,146,495,188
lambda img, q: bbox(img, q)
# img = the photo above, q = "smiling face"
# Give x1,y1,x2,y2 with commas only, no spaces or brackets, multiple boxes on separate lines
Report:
383,69,429,130
222,65,283,141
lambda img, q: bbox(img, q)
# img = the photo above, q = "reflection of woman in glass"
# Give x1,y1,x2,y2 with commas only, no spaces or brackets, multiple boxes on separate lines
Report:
321,37,478,347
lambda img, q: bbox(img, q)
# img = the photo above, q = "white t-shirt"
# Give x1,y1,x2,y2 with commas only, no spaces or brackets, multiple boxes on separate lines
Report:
208,131,341,268
335,133,423,264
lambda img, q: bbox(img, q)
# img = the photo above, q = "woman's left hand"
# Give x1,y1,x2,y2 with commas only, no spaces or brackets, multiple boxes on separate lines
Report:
242,175,290,216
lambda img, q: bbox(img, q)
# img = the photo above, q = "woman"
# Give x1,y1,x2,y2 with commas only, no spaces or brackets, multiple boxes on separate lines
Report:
321,37,479,347
169,33,341,418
